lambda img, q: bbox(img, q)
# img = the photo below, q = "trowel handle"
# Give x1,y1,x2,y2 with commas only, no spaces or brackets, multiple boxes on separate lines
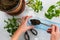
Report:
41,23,51,27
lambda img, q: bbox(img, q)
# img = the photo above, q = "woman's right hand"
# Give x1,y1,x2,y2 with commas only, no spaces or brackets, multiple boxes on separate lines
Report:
47,25,60,40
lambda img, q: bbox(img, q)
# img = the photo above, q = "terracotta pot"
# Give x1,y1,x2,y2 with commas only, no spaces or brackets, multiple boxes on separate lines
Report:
14,0,25,15
0,0,25,16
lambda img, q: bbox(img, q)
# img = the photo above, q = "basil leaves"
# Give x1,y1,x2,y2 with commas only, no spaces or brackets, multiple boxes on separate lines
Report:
45,1,60,19
27,0,43,12
4,17,19,36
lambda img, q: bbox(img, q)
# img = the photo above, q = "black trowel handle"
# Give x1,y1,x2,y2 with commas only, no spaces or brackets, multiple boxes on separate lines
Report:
41,23,51,27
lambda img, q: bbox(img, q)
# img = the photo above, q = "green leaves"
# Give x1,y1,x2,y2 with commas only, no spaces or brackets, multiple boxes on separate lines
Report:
47,5,56,12
55,9,60,17
27,0,43,12
45,1,60,19
45,5,56,19
4,17,19,37
57,1,60,6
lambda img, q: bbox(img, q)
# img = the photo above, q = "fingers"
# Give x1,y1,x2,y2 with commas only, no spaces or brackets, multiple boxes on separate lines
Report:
22,16,28,20
51,25,59,32
22,16,28,21
55,25,59,32
51,25,56,33
47,28,52,32
22,16,32,23
25,16,32,23
47,24,60,34
28,26,34,29
47,28,52,33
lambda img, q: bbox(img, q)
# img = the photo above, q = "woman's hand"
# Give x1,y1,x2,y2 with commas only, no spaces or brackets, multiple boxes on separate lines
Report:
47,25,60,40
11,16,34,40
19,16,34,32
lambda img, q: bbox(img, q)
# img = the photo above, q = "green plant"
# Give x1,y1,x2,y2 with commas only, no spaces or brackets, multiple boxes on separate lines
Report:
45,1,60,19
4,17,19,36
27,0,43,12
57,1,60,6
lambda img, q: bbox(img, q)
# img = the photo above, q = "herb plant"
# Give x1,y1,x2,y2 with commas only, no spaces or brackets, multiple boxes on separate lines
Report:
4,17,19,36
27,0,43,12
57,1,60,6
45,1,60,19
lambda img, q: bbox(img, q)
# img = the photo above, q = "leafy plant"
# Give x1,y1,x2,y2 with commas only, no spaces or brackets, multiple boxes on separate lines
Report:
4,17,19,37
57,1,60,6
45,1,60,19
27,0,43,12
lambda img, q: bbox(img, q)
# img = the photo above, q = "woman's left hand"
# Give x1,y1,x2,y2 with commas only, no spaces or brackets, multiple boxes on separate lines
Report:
18,16,34,32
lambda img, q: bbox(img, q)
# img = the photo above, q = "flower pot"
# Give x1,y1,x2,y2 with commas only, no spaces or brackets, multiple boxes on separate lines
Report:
0,0,25,16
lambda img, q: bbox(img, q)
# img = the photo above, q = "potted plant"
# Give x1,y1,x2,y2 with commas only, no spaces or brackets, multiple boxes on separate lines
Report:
0,0,25,15
0,0,43,16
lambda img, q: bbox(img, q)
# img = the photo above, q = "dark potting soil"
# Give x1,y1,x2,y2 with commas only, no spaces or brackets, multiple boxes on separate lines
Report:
30,19,40,25
0,0,19,11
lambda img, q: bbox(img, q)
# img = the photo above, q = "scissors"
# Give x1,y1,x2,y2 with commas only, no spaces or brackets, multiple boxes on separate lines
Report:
24,29,38,40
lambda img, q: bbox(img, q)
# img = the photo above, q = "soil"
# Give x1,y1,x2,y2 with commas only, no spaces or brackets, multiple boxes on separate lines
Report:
0,0,19,11
30,19,40,25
